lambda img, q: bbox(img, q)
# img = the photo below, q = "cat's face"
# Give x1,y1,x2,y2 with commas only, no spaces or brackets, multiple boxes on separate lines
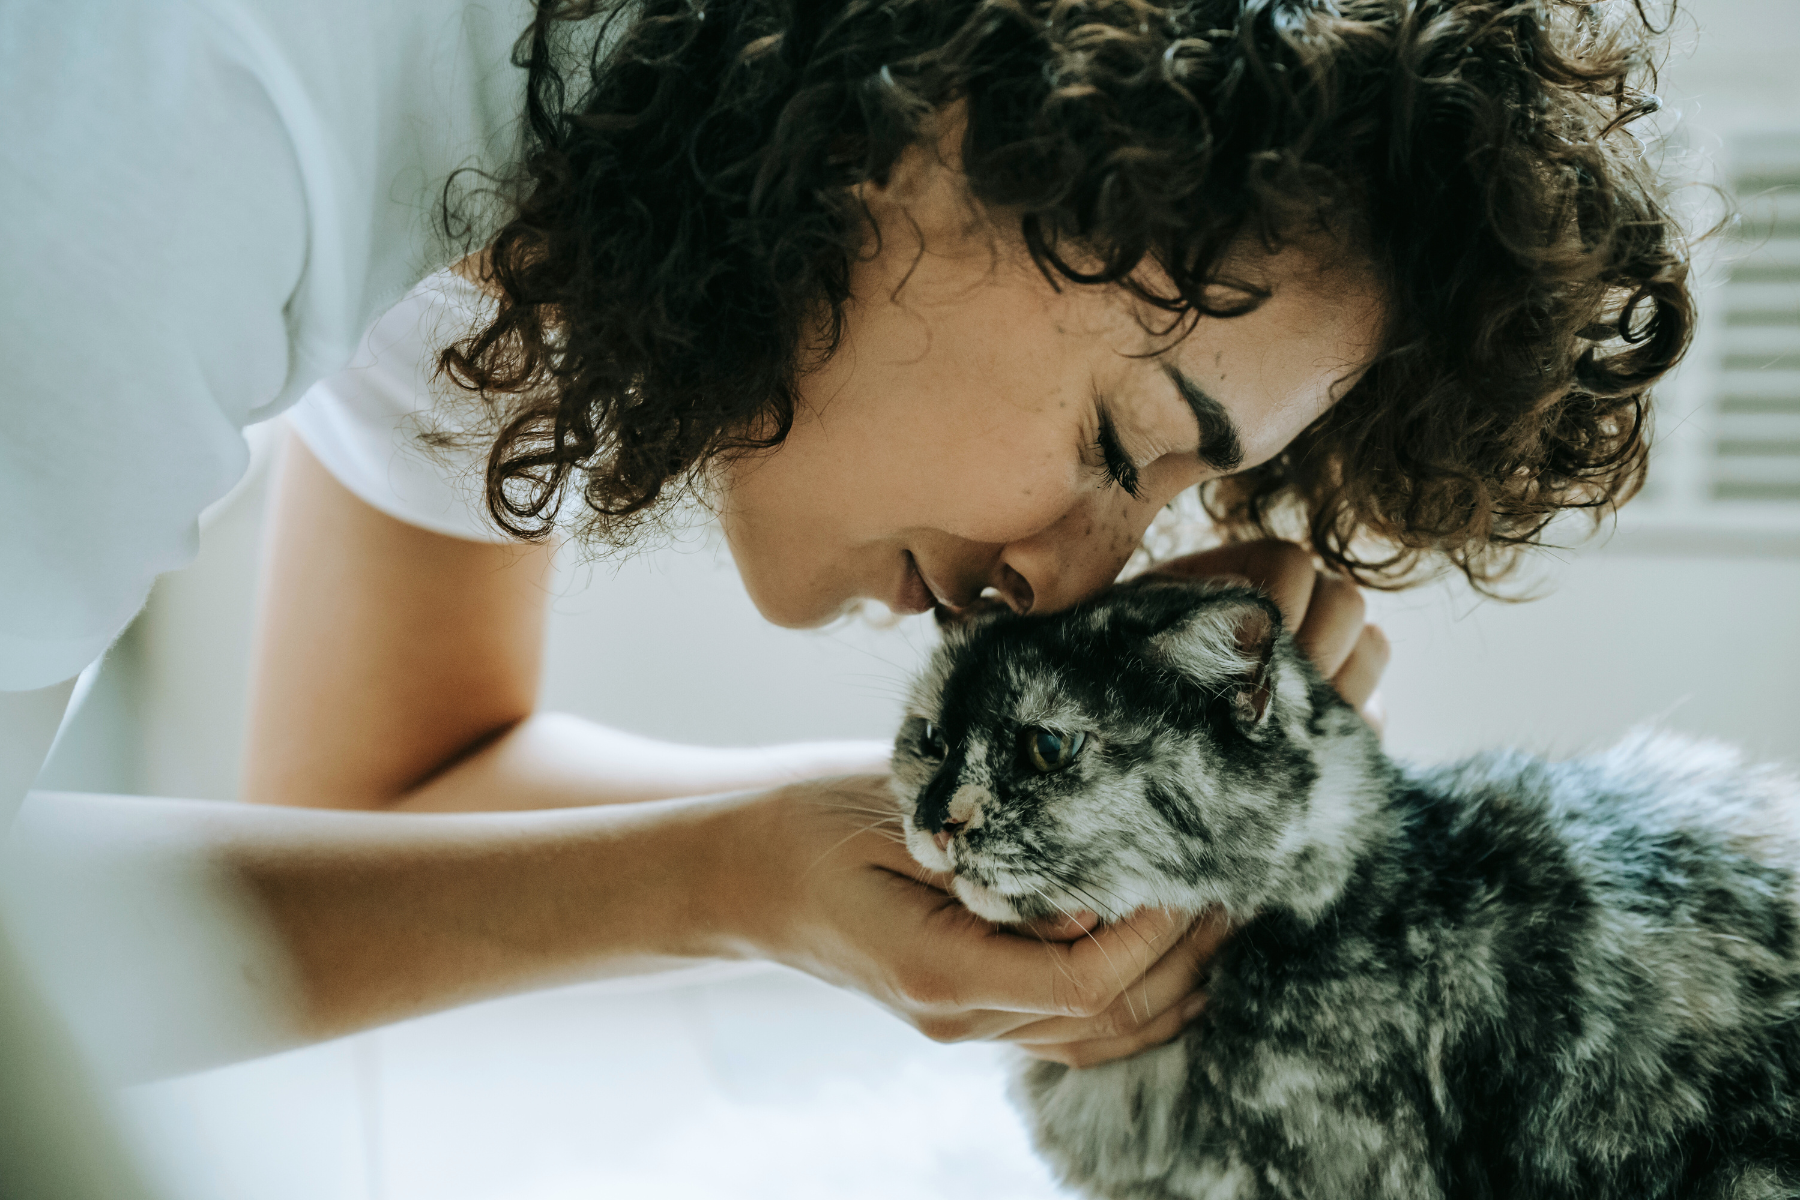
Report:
891,579,1384,926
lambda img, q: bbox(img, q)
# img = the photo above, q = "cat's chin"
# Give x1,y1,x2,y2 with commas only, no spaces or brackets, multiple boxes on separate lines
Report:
952,876,1028,923
904,826,953,873
899,825,1039,923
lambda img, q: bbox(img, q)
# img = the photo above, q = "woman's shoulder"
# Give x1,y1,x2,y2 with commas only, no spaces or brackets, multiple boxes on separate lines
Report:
287,266,515,546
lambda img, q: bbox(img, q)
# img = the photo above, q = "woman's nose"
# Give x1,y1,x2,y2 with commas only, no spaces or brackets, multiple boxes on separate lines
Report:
985,563,1034,614
997,512,1144,615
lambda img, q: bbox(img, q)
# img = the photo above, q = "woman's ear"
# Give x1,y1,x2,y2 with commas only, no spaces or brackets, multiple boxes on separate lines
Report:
1144,594,1280,731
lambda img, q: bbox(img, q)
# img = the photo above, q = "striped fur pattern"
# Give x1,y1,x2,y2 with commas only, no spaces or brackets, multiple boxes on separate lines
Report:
890,579,1800,1199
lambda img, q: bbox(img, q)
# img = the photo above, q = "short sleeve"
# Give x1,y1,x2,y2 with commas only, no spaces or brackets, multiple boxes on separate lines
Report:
286,272,516,544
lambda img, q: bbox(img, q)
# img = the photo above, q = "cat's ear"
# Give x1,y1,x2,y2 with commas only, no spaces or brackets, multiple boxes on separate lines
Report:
1145,596,1279,731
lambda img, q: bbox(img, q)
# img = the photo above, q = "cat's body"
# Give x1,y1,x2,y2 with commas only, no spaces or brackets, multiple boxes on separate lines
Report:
890,580,1800,1200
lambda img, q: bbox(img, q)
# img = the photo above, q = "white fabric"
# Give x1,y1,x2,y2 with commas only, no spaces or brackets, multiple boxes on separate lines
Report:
288,271,511,544
0,0,532,691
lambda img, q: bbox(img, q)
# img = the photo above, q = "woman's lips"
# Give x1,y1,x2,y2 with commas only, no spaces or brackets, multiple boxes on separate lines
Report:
917,562,964,613
893,551,935,615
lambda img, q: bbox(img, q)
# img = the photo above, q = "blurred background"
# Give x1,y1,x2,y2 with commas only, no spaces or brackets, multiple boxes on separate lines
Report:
29,1,1800,1196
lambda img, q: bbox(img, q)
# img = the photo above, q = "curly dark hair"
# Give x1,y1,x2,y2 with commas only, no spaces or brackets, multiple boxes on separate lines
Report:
442,0,1692,588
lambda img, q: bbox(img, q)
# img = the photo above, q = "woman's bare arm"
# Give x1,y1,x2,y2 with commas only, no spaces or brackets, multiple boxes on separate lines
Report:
242,434,886,812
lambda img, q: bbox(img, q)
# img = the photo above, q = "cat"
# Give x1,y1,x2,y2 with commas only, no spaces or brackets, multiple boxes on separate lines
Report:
889,576,1800,1200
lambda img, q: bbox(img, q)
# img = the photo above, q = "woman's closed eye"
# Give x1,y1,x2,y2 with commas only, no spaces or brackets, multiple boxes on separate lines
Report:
1093,405,1144,500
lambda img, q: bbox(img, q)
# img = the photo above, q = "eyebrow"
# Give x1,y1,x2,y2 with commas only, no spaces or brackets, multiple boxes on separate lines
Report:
1164,366,1245,474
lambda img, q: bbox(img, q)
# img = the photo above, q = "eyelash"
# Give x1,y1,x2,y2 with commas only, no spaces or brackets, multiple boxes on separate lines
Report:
1094,407,1144,500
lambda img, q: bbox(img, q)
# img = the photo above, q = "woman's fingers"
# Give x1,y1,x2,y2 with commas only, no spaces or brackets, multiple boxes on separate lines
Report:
1003,907,1227,1049
1054,906,1195,1013
885,891,1191,1022
1015,909,1101,942
1330,623,1390,714
1292,573,1365,680
1020,986,1205,1070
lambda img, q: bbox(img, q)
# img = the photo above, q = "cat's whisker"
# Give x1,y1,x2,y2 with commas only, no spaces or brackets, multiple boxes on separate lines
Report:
1029,885,1083,929
818,634,925,677
1044,873,1162,953
1022,885,1086,995
1041,882,1137,1023
802,817,918,877
829,677,913,702
1031,875,1162,1022
1043,872,1130,927
818,797,909,826
834,821,910,847
899,853,946,893
824,816,907,834
823,803,905,823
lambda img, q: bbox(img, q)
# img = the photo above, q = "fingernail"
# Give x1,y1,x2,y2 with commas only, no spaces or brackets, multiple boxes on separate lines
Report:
1180,993,1208,1022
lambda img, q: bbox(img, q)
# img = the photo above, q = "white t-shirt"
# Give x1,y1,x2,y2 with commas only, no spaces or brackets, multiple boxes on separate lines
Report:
286,270,509,544
0,0,532,690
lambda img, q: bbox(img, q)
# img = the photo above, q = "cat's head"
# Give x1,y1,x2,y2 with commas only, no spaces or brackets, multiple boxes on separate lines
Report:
891,577,1388,927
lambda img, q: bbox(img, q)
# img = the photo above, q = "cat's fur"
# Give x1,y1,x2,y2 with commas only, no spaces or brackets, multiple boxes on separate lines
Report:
890,578,1800,1200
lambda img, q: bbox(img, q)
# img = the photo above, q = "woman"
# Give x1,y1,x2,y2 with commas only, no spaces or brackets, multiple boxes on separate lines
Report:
1,0,1688,1084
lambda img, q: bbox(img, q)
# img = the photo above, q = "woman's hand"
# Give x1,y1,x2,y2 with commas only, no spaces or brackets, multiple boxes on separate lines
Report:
718,775,1230,1069
1144,538,1390,731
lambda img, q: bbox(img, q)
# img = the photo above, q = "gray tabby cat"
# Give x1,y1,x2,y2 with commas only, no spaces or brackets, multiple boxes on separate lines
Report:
890,577,1800,1200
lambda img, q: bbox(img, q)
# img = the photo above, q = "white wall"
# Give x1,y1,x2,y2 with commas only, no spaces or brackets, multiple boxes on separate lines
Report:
1372,551,1800,769
536,531,940,748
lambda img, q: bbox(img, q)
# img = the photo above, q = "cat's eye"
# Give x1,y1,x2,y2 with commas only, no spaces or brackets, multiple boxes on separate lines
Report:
918,719,948,760
1022,727,1087,774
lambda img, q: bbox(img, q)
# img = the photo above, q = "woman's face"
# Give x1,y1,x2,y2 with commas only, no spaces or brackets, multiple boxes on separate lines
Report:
717,145,1386,628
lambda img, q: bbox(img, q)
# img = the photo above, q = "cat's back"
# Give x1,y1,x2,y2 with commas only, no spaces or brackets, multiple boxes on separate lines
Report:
1395,731,1800,1194
1406,730,1800,944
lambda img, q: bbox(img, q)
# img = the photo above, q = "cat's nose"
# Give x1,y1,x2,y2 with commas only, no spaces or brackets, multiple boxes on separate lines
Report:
932,818,967,851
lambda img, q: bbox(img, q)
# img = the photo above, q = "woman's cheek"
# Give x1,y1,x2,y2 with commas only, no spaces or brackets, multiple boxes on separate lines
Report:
927,469,1098,547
